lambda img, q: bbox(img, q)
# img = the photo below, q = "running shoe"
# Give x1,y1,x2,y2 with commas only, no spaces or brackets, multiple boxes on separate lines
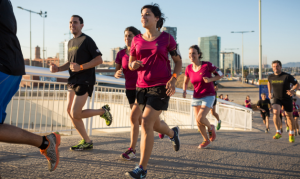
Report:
198,140,211,149
121,148,136,161
158,133,165,139
100,104,113,126
265,129,268,133
169,126,180,151
289,134,295,143
208,125,216,142
70,139,93,151
125,165,147,179
286,126,289,133
217,120,222,130
40,132,61,171
273,132,282,139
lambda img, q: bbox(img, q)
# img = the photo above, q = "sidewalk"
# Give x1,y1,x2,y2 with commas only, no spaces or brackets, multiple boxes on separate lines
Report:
0,112,300,178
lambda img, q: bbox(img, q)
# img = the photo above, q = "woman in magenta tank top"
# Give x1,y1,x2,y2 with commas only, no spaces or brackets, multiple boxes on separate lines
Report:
125,4,182,178
292,98,300,135
245,95,252,108
183,45,223,149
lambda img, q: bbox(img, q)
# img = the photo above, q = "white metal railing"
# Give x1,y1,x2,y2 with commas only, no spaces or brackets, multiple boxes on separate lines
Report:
5,66,252,135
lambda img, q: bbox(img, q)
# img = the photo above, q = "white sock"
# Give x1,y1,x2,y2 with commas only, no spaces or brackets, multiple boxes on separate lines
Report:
290,131,294,134
218,120,221,123
277,130,281,134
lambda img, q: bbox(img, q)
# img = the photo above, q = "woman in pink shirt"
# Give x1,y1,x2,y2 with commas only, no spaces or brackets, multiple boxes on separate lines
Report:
126,4,182,178
292,98,300,135
183,45,223,149
245,95,252,108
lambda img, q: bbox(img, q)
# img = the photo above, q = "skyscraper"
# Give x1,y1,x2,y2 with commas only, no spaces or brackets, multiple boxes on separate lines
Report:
35,46,41,59
59,41,69,65
111,47,123,63
162,26,178,69
198,36,221,67
220,52,240,74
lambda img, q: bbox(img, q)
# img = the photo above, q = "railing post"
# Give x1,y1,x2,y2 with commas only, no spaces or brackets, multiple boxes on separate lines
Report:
190,96,194,129
88,86,96,136
244,109,247,131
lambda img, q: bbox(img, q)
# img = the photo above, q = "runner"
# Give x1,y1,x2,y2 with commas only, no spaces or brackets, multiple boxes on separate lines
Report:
125,4,182,178
114,26,167,161
50,15,112,150
292,98,300,135
183,45,223,149
211,81,221,130
267,60,299,143
281,106,287,133
257,93,272,133
0,0,60,171
245,95,252,109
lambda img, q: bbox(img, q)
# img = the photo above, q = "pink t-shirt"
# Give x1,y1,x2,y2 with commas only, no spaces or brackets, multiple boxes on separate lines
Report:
185,62,217,98
245,99,251,108
130,32,177,88
115,49,138,90
293,102,299,116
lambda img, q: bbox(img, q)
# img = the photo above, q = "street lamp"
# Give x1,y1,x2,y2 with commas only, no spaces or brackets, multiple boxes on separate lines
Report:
17,6,45,66
38,11,47,68
231,31,254,83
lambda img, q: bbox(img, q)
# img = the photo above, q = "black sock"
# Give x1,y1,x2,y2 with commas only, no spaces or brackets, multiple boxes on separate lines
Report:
39,136,49,150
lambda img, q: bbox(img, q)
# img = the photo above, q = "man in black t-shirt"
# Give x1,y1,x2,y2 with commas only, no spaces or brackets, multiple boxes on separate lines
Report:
0,0,60,172
257,93,271,133
268,60,299,143
50,15,112,151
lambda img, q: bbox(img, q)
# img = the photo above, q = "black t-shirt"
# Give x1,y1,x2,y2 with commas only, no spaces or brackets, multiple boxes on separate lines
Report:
257,98,271,111
68,33,102,85
268,72,298,100
0,0,25,75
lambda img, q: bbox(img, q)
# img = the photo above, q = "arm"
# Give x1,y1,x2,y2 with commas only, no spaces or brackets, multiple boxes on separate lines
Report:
70,55,103,72
114,63,122,79
58,62,70,72
287,82,299,96
166,51,182,96
267,81,272,99
183,75,190,98
203,68,224,83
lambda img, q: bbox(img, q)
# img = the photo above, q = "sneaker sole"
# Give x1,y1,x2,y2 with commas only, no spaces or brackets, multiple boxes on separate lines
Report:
120,154,136,161
70,148,93,151
49,132,61,171
198,142,211,149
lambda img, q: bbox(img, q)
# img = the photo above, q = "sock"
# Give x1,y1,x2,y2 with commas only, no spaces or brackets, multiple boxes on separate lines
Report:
139,165,147,172
277,130,281,134
218,120,221,123
290,131,294,134
39,136,49,150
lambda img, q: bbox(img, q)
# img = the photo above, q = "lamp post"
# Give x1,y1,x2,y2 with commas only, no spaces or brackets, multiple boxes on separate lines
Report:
17,6,45,66
231,31,254,83
259,0,262,80
38,11,47,68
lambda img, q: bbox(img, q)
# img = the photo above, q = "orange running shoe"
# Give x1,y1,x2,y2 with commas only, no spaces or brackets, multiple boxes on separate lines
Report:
40,132,61,171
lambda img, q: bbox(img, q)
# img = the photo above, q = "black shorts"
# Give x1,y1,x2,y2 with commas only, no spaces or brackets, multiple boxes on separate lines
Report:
136,85,170,111
126,89,136,104
272,98,293,112
261,110,270,120
213,97,217,106
68,84,94,97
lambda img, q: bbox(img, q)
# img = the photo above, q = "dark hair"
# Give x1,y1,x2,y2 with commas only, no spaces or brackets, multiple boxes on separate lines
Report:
189,45,203,59
124,26,141,36
72,15,83,24
272,60,282,67
261,93,266,96
141,3,165,29
293,98,297,102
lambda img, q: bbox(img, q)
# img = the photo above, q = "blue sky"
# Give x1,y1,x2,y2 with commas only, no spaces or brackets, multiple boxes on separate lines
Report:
12,0,300,65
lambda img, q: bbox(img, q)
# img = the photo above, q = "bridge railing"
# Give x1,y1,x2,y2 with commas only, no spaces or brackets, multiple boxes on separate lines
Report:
4,66,252,135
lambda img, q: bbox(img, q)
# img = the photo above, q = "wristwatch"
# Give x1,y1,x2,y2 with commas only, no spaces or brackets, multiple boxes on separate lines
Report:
172,73,177,80
80,65,84,70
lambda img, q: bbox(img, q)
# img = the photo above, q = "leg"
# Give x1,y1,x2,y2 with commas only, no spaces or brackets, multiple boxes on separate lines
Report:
129,103,142,151
272,104,281,131
69,92,91,142
139,105,162,170
194,106,212,141
211,105,220,121
285,112,294,131
153,118,174,138
295,117,299,130
266,116,269,129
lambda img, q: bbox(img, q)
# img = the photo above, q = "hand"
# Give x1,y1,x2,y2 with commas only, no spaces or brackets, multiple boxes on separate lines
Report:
70,62,80,72
286,90,295,97
183,91,187,98
203,77,212,83
131,60,144,70
114,69,122,79
268,93,273,99
166,78,176,96
50,63,58,73
262,109,266,113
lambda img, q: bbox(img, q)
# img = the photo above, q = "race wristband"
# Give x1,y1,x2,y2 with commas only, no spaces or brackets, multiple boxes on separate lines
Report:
80,65,84,70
